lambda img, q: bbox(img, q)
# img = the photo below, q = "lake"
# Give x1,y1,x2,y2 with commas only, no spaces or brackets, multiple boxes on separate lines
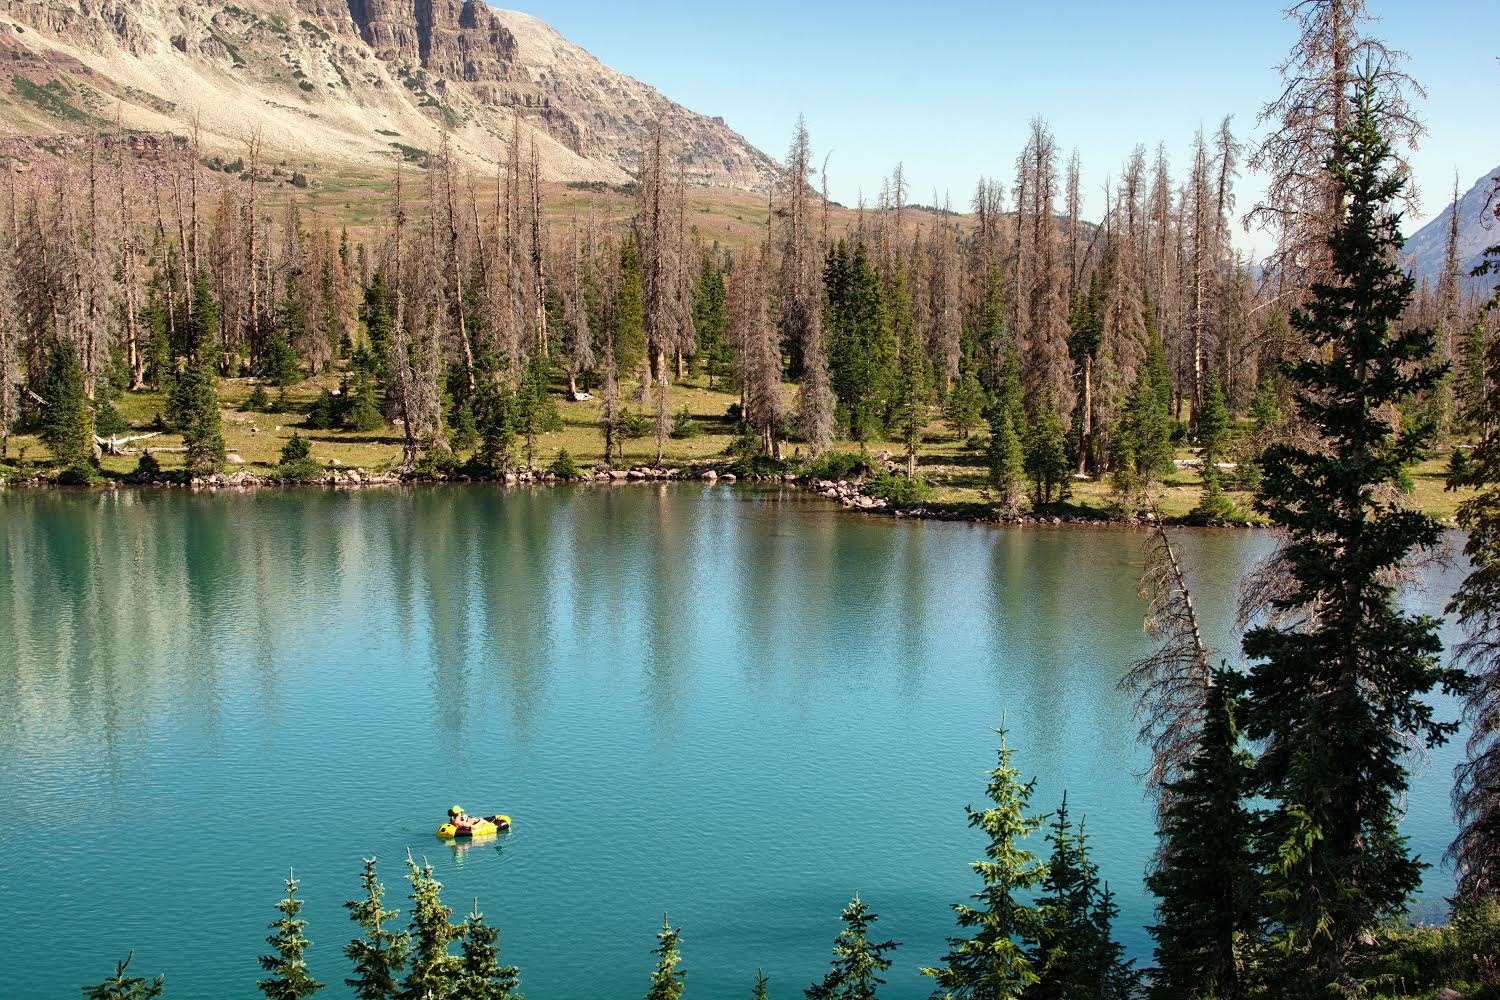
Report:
0,485,1469,998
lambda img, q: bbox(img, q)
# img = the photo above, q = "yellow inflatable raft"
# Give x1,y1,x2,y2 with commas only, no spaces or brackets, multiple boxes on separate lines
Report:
436,806,512,839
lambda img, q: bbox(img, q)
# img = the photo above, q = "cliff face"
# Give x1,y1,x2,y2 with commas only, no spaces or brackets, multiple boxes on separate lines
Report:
0,0,779,192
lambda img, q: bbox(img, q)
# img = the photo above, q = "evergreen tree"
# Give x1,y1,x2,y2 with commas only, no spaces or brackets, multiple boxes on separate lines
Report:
1191,371,1235,522
645,915,685,1000
170,270,226,477
473,376,517,476
1124,361,1173,486
988,279,1026,440
805,895,899,1000
946,369,986,440
750,969,770,1000
1025,799,1135,1000
363,273,394,380
1024,391,1069,506
892,267,932,477
257,869,324,1000
82,954,164,1000
1240,74,1471,987
693,251,730,388
455,902,521,1000
988,410,1026,514
345,369,386,432
38,337,94,473
826,241,896,441
265,286,306,386
1144,672,1257,1000
515,354,559,468
344,856,410,1000
922,726,1045,999
400,853,461,1000
1249,377,1281,433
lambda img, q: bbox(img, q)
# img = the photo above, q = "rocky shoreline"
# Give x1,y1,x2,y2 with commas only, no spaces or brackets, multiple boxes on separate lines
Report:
1,461,1258,529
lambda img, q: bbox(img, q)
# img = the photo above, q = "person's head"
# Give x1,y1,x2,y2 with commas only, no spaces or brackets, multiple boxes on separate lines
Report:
449,805,463,819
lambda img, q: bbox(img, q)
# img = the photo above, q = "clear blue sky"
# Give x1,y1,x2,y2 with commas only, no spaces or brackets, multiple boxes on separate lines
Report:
498,1,1495,257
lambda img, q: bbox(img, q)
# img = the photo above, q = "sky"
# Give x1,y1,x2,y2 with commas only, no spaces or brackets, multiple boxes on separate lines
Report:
497,1,1496,259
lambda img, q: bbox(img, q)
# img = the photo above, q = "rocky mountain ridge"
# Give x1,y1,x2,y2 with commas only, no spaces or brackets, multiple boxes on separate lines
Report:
0,0,779,190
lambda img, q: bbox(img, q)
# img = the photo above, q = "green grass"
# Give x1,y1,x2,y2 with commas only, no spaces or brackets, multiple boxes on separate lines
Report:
1,365,1480,527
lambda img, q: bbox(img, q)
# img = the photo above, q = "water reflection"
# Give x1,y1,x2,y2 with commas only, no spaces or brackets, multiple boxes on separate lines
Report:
0,486,1470,1000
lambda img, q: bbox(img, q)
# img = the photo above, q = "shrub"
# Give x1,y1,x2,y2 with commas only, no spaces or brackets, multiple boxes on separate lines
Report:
93,396,131,436
801,450,870,482
305,389,338,430
245,385,271,412
277,433,322,482
55,460,100,485
133,451,161,479
670,406,702,439
866,471,936,505
619,410,652,440
548,448,580,480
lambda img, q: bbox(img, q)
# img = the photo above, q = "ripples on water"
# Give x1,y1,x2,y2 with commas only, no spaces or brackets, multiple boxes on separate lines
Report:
0,486,1469,998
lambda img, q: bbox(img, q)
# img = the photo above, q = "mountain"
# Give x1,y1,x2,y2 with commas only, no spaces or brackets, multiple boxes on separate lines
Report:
0,0,780,190
1404,165,1499,290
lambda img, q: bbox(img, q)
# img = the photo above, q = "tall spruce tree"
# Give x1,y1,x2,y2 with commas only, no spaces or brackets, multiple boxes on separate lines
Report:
1024,390,1069,506
38,337,94,473
988,410,1026,514
455,902,521,1000
400,853,461,1000
750,969,770,1000
171,268,226,477
922,726,1045,999
1144,672,1257,1000
344,857,410,1000
1240,73,1470,987
645,915,685,1000
1191,371,1235,521
257,869,324,1000
1025,798,1135,1000
805,895,899,1000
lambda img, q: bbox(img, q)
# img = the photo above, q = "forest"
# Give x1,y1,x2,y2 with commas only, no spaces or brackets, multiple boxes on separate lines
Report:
10,0,1500,996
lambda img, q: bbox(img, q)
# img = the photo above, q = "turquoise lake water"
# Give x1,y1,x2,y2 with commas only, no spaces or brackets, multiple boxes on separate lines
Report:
0,485,1469,998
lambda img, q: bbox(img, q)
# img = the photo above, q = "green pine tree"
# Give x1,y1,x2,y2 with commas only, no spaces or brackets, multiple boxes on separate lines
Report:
805,895,899,1000
265,285,306,386
891,267,931,477
362,272,395,381
1024,392,1069,506
81,953,164,1000
946,369,986,440
750,969,770,1000
38,337,95,475
645,915,685,1000
344,857,410,1000
170,271,226,478
515,354,560,468
988,410,1026,513
1144,672,1257,1000
922,725,1045,999
257,869,324,1000
1248,377,1281,433
400,853,462,1000
692,251,730,389
1240,72,1471,988
1191,371,1236,522
1025,799,1135,1000
455,902,521,1000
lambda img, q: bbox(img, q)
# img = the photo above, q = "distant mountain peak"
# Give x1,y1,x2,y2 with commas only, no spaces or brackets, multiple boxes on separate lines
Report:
0,0,780,191
1404,166,1499,288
